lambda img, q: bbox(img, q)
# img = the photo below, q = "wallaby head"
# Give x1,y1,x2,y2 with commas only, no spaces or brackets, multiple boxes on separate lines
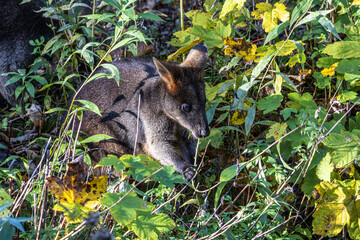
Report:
153,43,210,139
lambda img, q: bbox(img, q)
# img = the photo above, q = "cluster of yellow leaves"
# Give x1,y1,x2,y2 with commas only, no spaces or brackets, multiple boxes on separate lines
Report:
313,180,360,239
47,161,107,223
321,62,339,77
224,37,257,61
252,2,290,33
352,0,360,5
220,0,246,19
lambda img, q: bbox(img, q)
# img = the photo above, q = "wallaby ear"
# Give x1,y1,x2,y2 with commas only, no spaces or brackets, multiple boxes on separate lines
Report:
180,42,208,69
153,57,180,95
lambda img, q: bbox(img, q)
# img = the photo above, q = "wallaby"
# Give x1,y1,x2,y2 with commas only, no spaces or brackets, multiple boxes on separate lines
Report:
74,43,210,180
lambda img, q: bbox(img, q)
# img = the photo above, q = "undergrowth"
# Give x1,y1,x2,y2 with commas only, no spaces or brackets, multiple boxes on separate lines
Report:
1,0,360,239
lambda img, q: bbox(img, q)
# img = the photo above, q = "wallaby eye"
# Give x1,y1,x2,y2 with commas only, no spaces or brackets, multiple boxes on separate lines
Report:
181,103,192,113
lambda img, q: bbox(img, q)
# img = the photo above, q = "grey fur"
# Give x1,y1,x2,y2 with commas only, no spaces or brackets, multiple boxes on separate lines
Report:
0,0,51,106
74,43,210,180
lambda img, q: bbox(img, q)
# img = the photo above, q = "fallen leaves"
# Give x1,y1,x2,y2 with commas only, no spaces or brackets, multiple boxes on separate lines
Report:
47,161,107,223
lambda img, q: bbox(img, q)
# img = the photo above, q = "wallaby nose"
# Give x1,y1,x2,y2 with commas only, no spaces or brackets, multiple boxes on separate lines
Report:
200,127,210,138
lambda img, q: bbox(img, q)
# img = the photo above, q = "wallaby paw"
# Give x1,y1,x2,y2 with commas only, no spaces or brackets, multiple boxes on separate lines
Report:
183,167,196,181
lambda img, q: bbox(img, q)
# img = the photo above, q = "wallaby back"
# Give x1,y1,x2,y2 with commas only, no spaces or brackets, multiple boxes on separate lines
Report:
75,43,209,180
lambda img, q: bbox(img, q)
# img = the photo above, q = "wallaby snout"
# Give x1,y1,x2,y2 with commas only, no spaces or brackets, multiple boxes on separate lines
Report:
199,127,210,138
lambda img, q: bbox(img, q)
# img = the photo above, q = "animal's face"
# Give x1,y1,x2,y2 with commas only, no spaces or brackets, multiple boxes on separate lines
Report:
162,68,209,138
153,43,210,139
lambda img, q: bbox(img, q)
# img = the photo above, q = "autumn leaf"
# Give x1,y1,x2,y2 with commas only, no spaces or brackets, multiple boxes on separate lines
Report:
321,62,339,77
312,180,360,238
252,2,290,33
47,161,107,223
266,122,287,141
220,0,246,19
231,111,246,125
224,37,257,61
167,39,203,61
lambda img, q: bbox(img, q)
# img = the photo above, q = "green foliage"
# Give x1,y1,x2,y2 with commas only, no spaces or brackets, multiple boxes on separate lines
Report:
99,155,180,239
4,0,360,239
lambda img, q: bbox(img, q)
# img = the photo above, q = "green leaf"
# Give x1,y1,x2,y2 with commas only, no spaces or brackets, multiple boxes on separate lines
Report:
28,60,43,74
316,153,333,181
323,41,360,59
81,134,113,144
290,0,312,27
191,21,232,48
128,210,175,240
75,99,102,116
337,91,358,103
206,101,218,124
0,202,13,214
100,192,147,226
336,59,360,80
214,182,227,209
318,15,342,41
25,82,35,98
5,75,22,86
257,94,283,114
152,166,185,188
39,81,76,92
316,57,339,68
301,168,319,197
280,107,297,120
15,86,24,99
264,21,289,45
233,81,258,108
42,34,63,54
250,51,276,82
323,131,360,168
120,155,161,181
138,12,165,22
2,217,29,233
180,199,200,208
295,9,334,28
100,63,121,85
123,8,136,21
96,155,125,172
198,128,224,151
0,143,7,150
245,104,256,137
220,163,246,182
31,75,48,85
0,221,15,239
112,37,136,51
44,107,67,114
287,92,317,110
313,72,330,89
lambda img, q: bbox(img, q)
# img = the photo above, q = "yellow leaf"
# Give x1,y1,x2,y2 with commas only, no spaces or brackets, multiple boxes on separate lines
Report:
96,50,112,63
321,62,339,77
224,37,257,61
255,45,276,62
231,111,246,125
286,53,305,67
352,0,360,5
47,161,108,223
299,69,312,76
167,39,203,61
275,41,298,56
220,0,246,19
252,2,290,33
